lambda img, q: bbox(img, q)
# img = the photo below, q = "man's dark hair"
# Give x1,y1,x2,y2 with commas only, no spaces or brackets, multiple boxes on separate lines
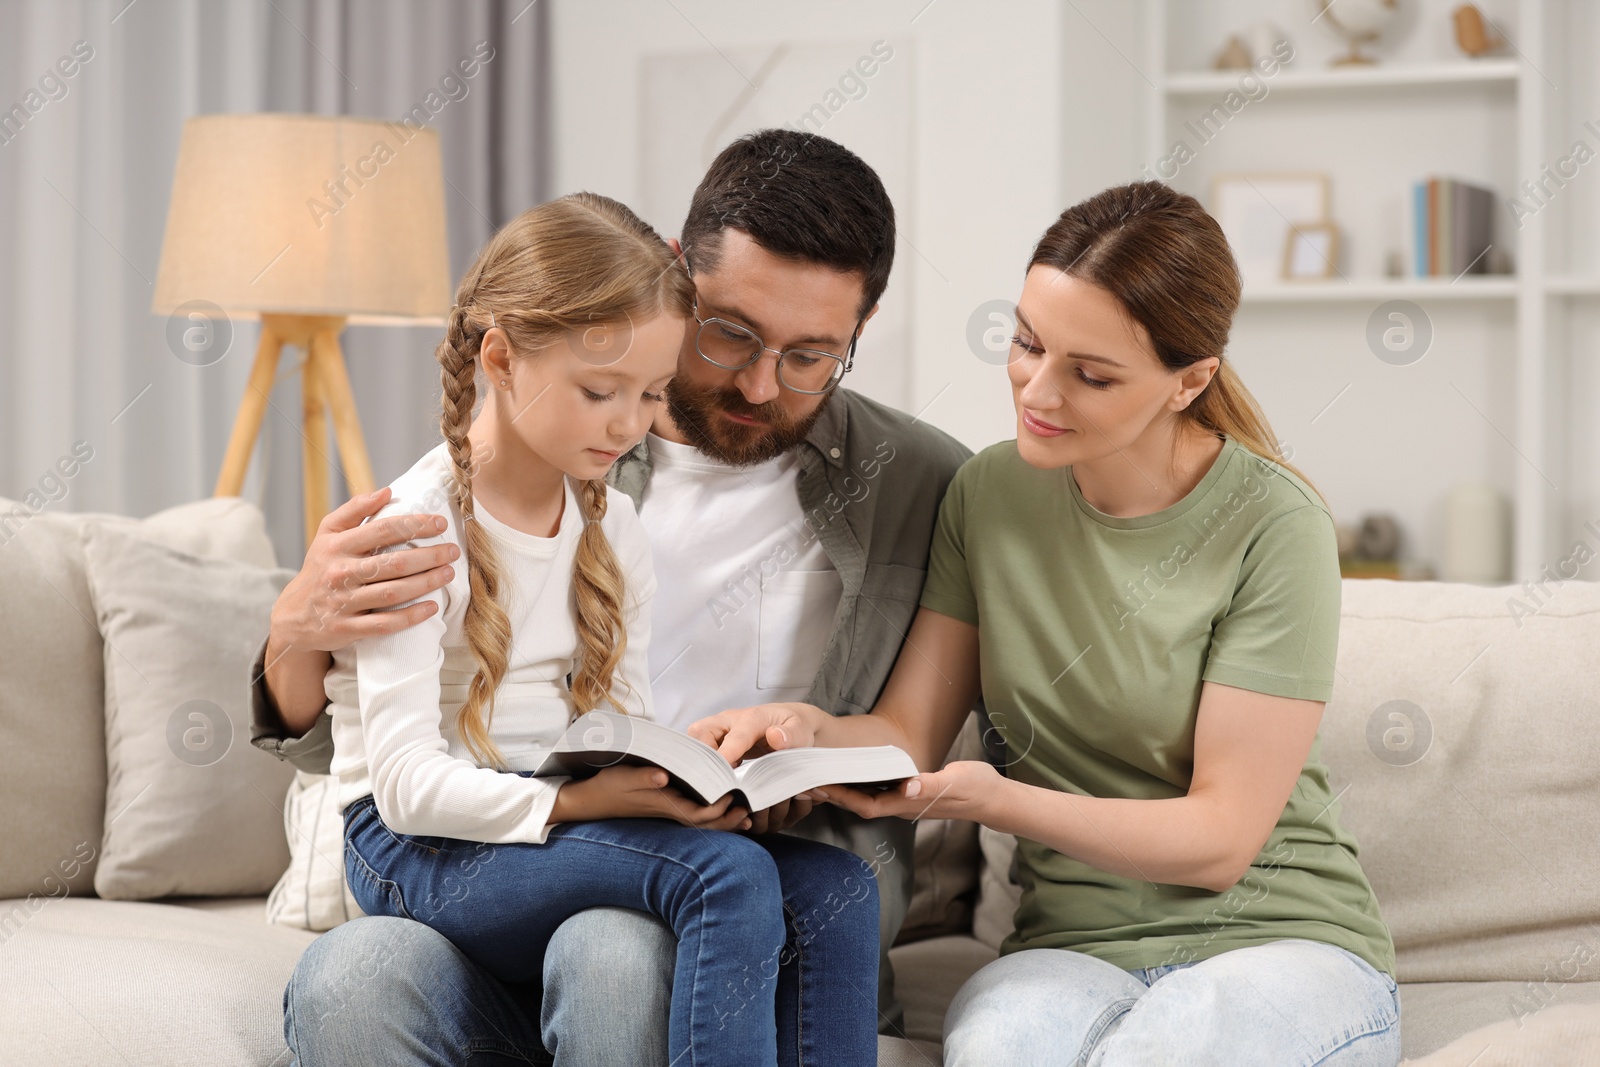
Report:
680,129,895,319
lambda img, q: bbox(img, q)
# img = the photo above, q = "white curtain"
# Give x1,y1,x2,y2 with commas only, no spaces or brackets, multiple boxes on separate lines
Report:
0,0,550,565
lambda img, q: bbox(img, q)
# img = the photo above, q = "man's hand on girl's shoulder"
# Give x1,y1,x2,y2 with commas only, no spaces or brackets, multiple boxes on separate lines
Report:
273,487,460,652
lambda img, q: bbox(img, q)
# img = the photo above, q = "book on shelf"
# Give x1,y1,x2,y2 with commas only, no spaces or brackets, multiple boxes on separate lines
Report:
1411,176,1496,278
533,710,919,809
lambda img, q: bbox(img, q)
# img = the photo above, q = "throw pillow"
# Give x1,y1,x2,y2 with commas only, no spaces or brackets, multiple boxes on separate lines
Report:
84,524,295,898
265,771,365,930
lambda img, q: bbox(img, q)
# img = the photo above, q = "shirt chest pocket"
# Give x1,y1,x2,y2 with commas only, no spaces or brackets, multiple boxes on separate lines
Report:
757,569,845,691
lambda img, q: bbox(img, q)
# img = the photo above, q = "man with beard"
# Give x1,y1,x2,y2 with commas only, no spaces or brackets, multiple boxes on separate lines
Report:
254,128,971,1066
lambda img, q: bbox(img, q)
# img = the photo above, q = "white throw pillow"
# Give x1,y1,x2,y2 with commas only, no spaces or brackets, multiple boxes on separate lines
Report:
266,771,365,931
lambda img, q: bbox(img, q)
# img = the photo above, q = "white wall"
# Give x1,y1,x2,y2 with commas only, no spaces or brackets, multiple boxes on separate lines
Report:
549,0,1135,453
550,0,1600,577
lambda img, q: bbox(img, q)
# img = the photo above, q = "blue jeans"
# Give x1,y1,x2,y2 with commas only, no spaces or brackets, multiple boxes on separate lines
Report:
943,938,1401,1066
284,908,672,1067
335,792,879,1067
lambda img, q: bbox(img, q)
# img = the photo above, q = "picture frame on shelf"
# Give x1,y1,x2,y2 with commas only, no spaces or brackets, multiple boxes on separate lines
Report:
1282,222,1341,280
1210,172,1330,286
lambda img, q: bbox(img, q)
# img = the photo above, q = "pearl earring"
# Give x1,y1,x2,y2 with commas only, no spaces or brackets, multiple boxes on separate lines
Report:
500,379,509,387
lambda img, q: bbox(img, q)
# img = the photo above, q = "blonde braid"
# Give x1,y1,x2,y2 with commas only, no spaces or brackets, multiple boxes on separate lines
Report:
438,305,513,770
429,193,693,747
570,477,630,714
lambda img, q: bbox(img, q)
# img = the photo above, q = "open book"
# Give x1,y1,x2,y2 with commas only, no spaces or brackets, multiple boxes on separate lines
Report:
533,711,918,809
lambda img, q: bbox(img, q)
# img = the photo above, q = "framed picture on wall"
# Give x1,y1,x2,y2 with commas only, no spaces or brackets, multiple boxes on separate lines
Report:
1283,222,1341,280
1210,173,1330,286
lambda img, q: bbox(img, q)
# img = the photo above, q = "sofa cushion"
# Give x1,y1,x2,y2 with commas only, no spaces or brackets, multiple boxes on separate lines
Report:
0,896,315,1067
0,504,109,900
888,933,997,1052
167,894,279,926
877,1034,941,1066
1399,981,1600,1062
84,524,295,899
971,825,1020,952
0,495,277,900
1319,579,1600,984
898,818,981,945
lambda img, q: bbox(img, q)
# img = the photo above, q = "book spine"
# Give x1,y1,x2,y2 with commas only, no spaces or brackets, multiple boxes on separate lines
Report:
1427,178,1439,277
1467,183,1494,274
1440,179,1454,277
1413,181,1427,277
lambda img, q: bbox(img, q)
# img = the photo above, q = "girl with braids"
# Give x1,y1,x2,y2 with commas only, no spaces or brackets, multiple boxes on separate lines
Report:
693,182,1400,1065
326,193,882,1067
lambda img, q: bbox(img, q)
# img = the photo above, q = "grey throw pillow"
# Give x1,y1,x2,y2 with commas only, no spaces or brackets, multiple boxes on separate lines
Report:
83,524,296,899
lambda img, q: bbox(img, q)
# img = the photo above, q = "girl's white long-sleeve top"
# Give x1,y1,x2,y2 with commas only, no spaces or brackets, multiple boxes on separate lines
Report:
326,444,656,844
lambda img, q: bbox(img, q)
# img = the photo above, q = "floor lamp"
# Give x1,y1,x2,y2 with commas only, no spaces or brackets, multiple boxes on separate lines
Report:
152,114,451,545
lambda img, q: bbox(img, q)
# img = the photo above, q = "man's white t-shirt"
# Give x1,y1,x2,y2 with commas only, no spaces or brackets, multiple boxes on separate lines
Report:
639,432,843,732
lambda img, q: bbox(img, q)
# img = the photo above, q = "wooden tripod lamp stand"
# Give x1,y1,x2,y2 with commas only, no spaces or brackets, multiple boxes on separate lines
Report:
152,114,451,545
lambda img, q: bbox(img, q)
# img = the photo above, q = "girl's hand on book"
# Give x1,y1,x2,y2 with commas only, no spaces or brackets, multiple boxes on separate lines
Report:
804,760,1002,824
555,766,752,830
689,702,820,766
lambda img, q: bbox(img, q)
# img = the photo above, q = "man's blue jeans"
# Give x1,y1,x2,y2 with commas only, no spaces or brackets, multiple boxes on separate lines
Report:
300,793,879,1067
285,908,671,1067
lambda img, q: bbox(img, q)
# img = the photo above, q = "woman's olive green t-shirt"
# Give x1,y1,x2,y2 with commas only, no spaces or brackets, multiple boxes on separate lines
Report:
919,437,1395,977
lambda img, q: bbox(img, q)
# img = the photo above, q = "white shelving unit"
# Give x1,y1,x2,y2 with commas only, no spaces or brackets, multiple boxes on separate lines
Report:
1241,277,1519,304
1163,57,1520,95
1548,276,1600,297
1141,0,1589,581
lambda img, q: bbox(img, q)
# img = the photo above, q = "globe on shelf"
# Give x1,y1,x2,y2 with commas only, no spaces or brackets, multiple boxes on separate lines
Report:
1312,0,1401,66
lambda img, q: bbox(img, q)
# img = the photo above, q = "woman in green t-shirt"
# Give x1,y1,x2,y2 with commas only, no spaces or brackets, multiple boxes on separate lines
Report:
692,182,1400,1065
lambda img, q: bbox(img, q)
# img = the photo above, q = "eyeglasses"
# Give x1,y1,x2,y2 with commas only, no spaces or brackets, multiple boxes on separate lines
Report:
690,299,860,396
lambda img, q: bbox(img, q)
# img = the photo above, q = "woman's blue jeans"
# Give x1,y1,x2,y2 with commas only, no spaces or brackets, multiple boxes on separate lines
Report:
341,791,880,1067
943,937,1401,1066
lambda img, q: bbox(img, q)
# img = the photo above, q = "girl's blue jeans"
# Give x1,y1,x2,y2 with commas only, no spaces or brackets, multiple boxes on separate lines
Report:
341,789,880,1067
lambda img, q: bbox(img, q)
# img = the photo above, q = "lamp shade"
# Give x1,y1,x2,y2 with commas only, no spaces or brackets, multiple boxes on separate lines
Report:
152,114,451,324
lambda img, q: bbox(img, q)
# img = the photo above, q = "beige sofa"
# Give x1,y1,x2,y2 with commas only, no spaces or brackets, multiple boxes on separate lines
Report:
3,494,1599,1066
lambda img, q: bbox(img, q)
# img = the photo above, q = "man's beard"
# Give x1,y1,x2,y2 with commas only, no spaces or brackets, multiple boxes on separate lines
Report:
664,376,833,468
